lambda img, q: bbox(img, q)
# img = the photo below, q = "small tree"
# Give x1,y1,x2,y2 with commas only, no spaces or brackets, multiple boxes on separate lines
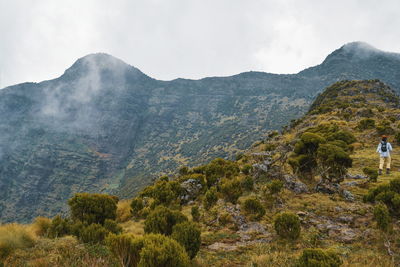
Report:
203,187,218,209
220,178,243,204
274,212,301,240
171,221,201,259
144,206,188,236
317,144,352,183
68,193,118,225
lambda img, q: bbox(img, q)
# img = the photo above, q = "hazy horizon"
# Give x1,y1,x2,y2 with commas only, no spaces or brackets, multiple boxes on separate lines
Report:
1,0,400,88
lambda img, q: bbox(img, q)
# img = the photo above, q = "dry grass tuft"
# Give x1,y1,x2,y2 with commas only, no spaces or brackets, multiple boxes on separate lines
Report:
116,199,132,223
0,223,36,261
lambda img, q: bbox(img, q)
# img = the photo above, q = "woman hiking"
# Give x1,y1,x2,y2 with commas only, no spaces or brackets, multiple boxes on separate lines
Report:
377,135,393,175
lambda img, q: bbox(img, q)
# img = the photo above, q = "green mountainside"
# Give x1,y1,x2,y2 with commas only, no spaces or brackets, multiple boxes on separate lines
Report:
2,42,400,222
3,80,400,266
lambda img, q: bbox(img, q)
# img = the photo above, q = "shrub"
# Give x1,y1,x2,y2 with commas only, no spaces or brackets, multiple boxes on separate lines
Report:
68,193,118,225
140,180,182,206
220,178,243,204
395,132,400,145
0,224,35,262
241,164,253,175
191,206,201,222
78,223,109,244
140,234,190,267
267,180,284,195
48,215,70,238
289,154,317,179
317,144,352,183
297,132,326,153
241,176,254,191
104,219,123,234
242,198,265,220
204,158,240,187
328,130,356,144
171,221,201,259
33,217,52,237
178,166,189,175
373,204,391,232
203,187,218,209
363,167,378,182
131,197,144,217
358,118,375,130
364,178,400,217
274,213,301,240
297,248,342,267
106,233,143,267
144,206,187,235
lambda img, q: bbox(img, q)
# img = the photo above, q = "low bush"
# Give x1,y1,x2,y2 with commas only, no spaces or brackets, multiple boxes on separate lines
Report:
104,219,123,234
364,178,400,217
191,206,201,222
68,193,118,225
241,164,253,175
241,176,254,191
220,178,243,204
130,197,144,217
267,180,284,195
33,216,52,237
363,167,378,182
203,187,218,209
242,198,266,220
144,206,187,235
373,204,391,232
78,223,109,244
48,215,71,238
106,233,143,267
274,213,301,240
172,221,201,259
297,248,342,267
140,234,190,267
358,118,375,130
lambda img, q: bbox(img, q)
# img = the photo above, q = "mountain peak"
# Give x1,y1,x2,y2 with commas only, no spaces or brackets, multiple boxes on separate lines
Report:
62,53,146,79
340,41,379,52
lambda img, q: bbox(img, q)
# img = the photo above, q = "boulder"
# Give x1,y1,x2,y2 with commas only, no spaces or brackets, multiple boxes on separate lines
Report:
283,175,308,194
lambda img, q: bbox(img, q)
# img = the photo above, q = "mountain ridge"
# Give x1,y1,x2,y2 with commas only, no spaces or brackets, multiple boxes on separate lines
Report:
2,42,400,222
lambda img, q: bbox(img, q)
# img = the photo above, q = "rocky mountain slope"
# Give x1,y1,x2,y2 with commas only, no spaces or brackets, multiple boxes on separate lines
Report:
3,79,400,266
120,79,400,266
2,42,400,222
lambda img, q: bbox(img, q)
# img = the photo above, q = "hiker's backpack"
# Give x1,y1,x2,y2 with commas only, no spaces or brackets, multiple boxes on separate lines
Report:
381,141,388,152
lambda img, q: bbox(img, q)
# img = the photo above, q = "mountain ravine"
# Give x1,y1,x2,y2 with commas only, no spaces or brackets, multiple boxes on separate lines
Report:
1,41,400,222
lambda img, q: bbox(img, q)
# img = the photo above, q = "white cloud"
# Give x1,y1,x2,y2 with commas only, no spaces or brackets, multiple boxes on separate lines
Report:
0,0,399,88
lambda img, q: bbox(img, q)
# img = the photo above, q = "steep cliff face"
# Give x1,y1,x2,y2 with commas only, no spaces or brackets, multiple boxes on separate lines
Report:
1,42,400,222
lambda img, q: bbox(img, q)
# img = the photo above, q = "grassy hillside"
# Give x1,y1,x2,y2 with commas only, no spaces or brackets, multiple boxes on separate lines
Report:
2,79,400,266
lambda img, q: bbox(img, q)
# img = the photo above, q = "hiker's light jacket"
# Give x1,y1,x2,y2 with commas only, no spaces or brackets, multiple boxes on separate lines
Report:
376,142,393,157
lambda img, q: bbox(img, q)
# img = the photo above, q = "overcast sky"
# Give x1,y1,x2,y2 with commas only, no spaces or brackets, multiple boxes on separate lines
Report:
1,0,399,88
